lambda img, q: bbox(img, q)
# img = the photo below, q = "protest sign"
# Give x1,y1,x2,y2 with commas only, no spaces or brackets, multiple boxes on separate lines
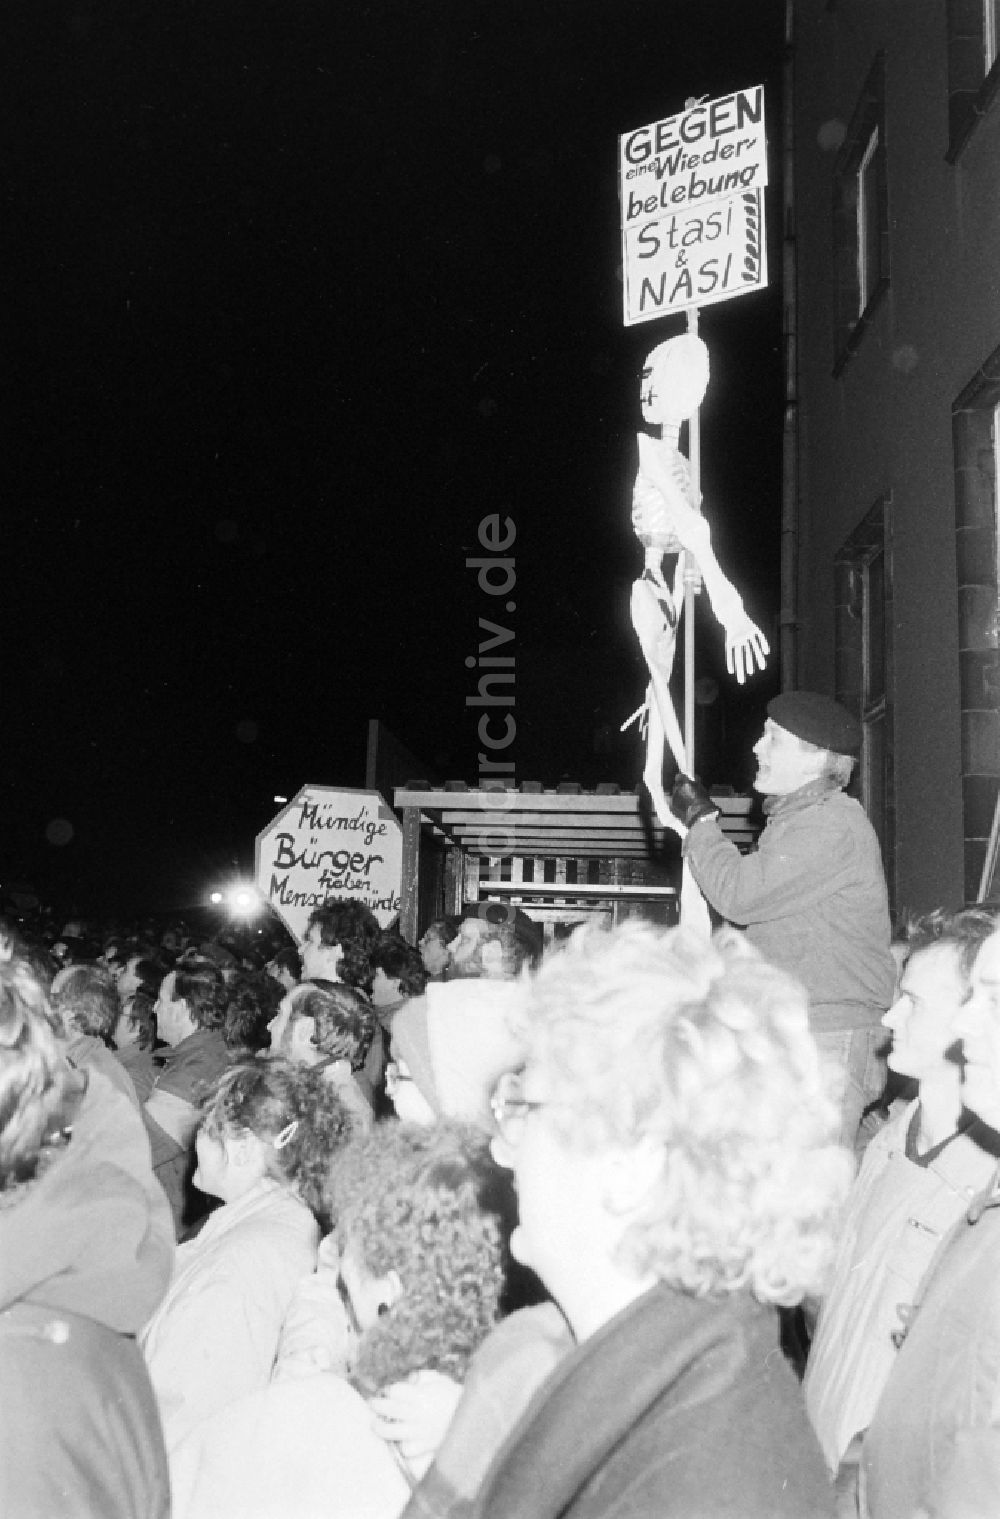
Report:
622,189,766,325
255,785,403,941
619,86,768,325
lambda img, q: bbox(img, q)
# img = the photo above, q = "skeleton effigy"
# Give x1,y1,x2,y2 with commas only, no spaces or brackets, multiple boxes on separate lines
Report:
623,332,768,925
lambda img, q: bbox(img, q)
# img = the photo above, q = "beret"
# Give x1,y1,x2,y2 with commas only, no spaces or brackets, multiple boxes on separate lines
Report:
767,691,860,755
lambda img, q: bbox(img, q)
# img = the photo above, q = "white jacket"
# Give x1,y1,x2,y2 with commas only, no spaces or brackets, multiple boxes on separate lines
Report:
169,1375,410,1519
804,1100,996,1470
141,1178,319,1450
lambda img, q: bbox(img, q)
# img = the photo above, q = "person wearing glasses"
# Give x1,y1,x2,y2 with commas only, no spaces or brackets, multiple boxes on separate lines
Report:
168,1121,507,1519
347,981,576,1513
473,920,849,1519
385,980,525,1132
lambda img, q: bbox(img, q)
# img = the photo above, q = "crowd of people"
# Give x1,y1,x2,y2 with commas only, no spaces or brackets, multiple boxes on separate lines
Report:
3,692,1000,1517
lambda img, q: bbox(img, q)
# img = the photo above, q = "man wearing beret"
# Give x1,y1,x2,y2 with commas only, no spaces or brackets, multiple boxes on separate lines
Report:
671,691,896,1152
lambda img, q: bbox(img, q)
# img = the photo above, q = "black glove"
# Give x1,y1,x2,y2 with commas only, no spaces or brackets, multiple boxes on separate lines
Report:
670,774,720,829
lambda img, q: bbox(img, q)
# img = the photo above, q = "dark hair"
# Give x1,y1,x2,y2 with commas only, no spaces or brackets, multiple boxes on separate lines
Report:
173,959,228,1031
119,990,156,1052
52,936,101,966
371,936,428,999
133,957,166,997
267,946,301,980
288,980,377,1071
422,917,462,948
306,900,380,994
224,972,283,1053
0,921,56,990
905,907,999,982
199,1057,355,1223
471,904,543,966
329,1121,506,1394
451,908,542,980
50,963,121,1041
102,939,127,971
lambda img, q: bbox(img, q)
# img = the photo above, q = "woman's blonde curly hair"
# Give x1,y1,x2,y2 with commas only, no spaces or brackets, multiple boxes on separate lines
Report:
0,949,76,1189
518,920,852,1306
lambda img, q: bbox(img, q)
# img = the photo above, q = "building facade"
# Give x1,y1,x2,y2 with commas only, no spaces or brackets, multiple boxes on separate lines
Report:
789,0,1000,913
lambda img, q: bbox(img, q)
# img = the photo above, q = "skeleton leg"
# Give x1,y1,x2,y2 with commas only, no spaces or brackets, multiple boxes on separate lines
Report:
630,577,687,775
629,575,712,938
641,687,672,829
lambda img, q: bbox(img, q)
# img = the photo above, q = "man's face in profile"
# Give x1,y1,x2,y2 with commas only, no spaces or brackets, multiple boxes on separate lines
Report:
449,917,509,979
448,919,487,978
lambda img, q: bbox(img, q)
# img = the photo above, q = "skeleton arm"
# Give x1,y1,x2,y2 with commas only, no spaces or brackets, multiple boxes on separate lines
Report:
635,434,769,685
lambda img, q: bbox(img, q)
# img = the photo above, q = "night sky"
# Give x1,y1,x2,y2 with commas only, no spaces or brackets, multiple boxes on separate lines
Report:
5,1,786,915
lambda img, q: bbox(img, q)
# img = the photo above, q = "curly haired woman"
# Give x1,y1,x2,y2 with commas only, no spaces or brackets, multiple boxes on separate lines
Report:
332,1120,506,1395
169,1121,508,1519
473,920,852,1519
141,1057,354,1451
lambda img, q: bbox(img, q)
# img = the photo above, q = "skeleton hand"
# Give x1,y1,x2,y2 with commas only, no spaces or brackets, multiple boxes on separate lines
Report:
722,609,769,685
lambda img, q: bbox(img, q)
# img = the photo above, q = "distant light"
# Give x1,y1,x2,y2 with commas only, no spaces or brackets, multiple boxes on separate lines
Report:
210,883,260,916
229,886,260,917
273,794,288,805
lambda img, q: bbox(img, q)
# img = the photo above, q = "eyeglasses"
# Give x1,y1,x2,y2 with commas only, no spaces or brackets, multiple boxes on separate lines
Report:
490,1069,554,1144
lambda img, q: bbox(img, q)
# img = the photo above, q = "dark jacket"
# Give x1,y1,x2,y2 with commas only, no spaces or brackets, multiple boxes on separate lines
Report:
152,1025,229,1102
474,1282,835,1519
116,1039,156,1104
144,1027,229,1231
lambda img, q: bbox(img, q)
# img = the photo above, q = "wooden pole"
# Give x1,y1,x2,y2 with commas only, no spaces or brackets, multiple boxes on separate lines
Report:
684,306,701,774
400,806,422,943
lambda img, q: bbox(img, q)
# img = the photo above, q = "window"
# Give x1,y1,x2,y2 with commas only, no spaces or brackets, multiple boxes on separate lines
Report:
832,54,889,374
835,497,895,904
953,355,1000,900
946,0,1000,160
